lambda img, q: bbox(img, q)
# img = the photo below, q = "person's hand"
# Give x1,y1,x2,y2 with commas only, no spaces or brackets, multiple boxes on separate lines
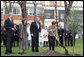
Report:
31,34,33,36
4,28,6,31
11,28,14,31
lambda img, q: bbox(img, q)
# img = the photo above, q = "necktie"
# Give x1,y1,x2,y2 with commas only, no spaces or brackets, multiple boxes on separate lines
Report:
11,19,14,24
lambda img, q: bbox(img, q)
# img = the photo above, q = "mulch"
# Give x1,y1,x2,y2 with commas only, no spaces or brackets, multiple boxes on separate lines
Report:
34,50,81,56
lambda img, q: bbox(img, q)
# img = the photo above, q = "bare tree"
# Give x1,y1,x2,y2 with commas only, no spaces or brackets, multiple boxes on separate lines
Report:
55,1,69,55
64,1,74,30
4,1,27,21
33,1,37,21
4,1,15,14
42,11,45,27
17,1,27,20
55,1,58,25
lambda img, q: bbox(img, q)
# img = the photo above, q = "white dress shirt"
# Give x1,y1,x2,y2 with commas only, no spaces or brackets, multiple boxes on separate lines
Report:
36,22,39,29
9,17,12,22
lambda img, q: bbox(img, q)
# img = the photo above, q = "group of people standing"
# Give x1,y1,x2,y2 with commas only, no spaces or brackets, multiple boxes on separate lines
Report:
1,12,75,55
2,13,42,54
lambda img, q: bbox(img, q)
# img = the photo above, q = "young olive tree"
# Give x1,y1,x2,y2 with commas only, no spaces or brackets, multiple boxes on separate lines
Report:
66,10,81,55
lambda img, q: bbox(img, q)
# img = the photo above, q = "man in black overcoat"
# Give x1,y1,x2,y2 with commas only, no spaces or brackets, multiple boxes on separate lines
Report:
4,12,14,54
58,24,64,46
30,17,41,52
68,32,73,46
64,30,69,46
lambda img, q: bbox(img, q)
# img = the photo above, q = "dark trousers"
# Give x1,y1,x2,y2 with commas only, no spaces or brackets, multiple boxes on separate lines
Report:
1,35,2,44
13,36,19,47
32,37,39,52
5,31,13,53
68,38,73,46
13,38,15,47
3,39,6,46
1,39,2,43
56,40,58,46
48,35,55,50
16,39,19,47
65,37,68,46
2,34,6,46
59,37,63,46
44,41,48,47
2,36,6,46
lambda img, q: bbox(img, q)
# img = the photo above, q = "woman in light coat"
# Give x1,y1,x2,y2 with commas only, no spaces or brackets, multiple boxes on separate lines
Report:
43,26,48,47
27,23,32,47
48,21,57,50
18,19,28,54
39,26,44,47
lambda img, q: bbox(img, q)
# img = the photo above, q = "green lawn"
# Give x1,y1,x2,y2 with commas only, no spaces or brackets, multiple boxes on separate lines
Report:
1,40,83,56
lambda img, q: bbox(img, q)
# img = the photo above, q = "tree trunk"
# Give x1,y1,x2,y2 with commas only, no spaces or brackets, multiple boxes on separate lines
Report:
64,1,73,30
55,1,69,55
42,16,44,27
34,1,36,21
72,33,75,56
21,2,27,20
18,1,27,20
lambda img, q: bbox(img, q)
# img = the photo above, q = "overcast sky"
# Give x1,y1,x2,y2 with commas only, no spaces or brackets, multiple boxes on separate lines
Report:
1,1,83,8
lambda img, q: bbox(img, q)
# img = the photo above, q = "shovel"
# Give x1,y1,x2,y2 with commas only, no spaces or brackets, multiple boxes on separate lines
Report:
50,30,69,55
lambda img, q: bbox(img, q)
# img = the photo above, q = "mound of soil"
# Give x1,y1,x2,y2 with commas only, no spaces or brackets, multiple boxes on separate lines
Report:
34,50,81,56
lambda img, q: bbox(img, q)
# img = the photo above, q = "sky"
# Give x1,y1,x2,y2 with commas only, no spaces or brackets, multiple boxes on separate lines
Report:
1,1,83,8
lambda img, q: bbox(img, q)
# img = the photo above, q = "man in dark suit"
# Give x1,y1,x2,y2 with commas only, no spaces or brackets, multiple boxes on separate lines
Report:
68,32,73,46
58,24,64,46
4,12,14,54
30,17,41,52
64,30,69,46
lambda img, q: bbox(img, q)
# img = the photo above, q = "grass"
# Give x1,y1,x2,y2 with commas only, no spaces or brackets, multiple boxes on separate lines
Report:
1,40,83,56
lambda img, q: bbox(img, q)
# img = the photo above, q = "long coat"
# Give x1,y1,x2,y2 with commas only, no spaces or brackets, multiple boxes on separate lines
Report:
39,29,44,47
4,18,14,53
30,21,41,43
19,24,28,50
43,29,48,42
48,25,57,37
30,21,41,51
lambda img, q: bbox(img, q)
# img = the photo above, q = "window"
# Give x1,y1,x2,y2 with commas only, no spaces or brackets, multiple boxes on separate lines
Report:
45,1,50,5
13,8,20,15
27,7,34,15
44,10,54,19
36,1,40,3
57,1,60,6
36,8,44,15
5,7,11,14
60,14,64,19
27,7,44,16
27,1,32,3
